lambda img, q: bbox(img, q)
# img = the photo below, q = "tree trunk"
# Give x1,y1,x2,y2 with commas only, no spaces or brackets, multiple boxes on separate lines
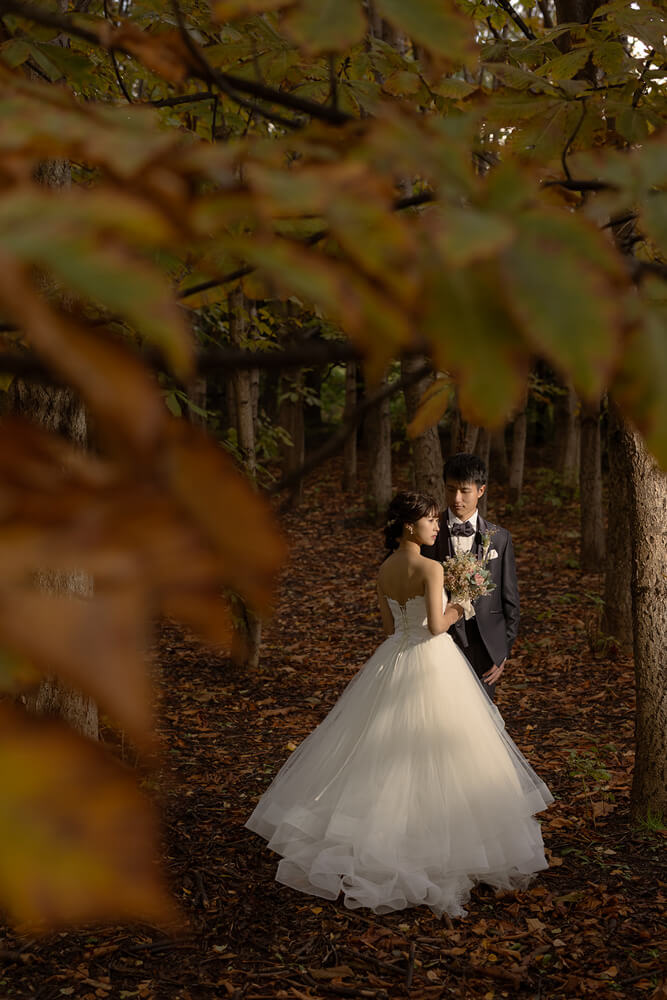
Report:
555,381,579,489
228,290,261,667
462,421,479,453
449,398,462,455
490,426,509,485
342,361,358,492
475,428,491,518
618,425,667,823
579,397,605,573
509,398,528,505
365,376,392,520
10,382,98,739
278,372,305,507
11,135,98,738
187,374,207,426
229,290,257,479
603,399,633,646
401,358,445,509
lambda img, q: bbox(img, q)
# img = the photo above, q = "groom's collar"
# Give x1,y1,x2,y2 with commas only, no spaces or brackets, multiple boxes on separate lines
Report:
446,508,480,530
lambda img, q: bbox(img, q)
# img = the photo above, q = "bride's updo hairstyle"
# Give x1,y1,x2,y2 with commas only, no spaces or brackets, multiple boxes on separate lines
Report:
384,491,439,553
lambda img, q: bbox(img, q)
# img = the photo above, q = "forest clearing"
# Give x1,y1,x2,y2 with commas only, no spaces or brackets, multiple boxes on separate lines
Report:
1,456,664,1000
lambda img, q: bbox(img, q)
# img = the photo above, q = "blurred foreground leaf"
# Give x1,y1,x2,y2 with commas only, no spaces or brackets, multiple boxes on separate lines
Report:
0,703,177,930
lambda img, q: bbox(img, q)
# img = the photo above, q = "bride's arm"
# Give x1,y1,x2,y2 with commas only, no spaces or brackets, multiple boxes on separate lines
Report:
424,563,463,635
376,583,395,636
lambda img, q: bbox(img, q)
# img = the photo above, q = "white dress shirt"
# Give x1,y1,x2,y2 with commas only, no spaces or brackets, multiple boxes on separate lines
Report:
448,509,478,555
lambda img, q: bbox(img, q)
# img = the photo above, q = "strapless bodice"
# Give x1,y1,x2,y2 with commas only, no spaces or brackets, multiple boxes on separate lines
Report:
386,594,435,642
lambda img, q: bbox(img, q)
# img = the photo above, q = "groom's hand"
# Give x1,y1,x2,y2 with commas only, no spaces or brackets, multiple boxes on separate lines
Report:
483,659,506,686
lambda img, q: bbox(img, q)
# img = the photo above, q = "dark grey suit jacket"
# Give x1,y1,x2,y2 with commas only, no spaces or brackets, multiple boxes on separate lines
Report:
422,512,520,667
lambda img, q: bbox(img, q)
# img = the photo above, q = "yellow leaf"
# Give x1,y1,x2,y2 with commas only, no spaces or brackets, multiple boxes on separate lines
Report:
0,704,178,930
406,376,453,438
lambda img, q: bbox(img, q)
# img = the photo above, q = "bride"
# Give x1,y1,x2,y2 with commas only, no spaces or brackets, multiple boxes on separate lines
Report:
246,491,553,918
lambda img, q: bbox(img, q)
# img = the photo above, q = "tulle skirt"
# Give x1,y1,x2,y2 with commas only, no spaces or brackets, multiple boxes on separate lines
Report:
246,629,553,917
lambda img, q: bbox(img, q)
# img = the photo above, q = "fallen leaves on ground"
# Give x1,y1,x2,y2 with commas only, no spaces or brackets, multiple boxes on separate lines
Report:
0,455,664,999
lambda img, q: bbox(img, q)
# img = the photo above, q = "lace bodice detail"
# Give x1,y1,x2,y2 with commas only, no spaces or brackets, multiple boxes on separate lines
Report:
386,593,444,642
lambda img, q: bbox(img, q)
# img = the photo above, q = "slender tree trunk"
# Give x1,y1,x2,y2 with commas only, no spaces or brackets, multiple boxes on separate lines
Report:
449,397,462,455
509,396,528,505
462,422,479,453
579,397,605,572
10,383,98,739
342,361,358,492
475,428,491,518
490,426,509,485
604,399,633,646
617,424,667,823
278,371,305,507
228,290,261,667
365,376,392,520
12,138,98,737
401,358,446,509
555,381,579,489
187,375,207,426
229,290,257,480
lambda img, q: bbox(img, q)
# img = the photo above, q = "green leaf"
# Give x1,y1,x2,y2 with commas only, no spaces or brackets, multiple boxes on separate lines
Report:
435,205,514,267
535,46,592,81
375,0,475,64
0,38,32,68
501,212,624,398
283,0,366,54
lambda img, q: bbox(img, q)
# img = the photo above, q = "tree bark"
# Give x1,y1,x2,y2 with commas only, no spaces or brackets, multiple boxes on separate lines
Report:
342,361,358,492
618,425,667,823
9,382,98,739
490,426,509,485
401,358,445,509
475,428,491,518
603,399,633,646
11,132,98,738
228,290,261,667
278,371,305,507
365,376,392,520
555,381,579,489
509,397,528,505
579,397,605,573
229,290,257,479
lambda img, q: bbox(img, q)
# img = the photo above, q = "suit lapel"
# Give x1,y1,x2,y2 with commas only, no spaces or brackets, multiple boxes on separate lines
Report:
442,512,454,559
473,513,487,558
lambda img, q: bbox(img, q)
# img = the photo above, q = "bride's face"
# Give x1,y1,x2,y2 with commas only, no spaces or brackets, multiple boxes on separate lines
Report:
408,512,440,546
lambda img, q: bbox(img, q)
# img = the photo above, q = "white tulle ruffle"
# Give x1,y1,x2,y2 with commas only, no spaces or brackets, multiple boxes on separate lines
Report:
246,596,553,917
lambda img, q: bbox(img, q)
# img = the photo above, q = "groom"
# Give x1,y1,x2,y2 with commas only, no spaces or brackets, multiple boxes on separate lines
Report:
422,453,520,700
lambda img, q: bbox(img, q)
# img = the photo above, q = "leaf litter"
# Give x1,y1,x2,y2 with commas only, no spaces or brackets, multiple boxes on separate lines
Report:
0,456,664,1000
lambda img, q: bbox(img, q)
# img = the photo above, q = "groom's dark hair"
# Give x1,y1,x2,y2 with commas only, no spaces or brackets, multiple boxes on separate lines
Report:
443,453,487,487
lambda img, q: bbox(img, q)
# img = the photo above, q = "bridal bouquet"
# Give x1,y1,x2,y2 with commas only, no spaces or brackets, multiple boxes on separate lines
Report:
442,531,496,620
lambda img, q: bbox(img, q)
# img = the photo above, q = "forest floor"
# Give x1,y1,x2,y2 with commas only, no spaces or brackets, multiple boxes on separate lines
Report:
1,456,665,1000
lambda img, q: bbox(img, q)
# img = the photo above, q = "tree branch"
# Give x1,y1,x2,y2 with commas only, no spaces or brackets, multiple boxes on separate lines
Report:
178,191,435,303
632,47,655,108
145,91,214,108
0,0,353,125
490,0,536,40
103,0,133,103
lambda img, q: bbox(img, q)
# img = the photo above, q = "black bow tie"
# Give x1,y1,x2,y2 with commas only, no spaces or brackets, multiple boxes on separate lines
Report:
450,521,475,537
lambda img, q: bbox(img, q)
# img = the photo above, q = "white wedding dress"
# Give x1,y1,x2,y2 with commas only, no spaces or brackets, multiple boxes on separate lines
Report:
246,594,553,917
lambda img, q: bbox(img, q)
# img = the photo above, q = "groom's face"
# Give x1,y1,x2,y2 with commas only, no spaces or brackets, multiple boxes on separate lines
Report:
445,479,486,522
